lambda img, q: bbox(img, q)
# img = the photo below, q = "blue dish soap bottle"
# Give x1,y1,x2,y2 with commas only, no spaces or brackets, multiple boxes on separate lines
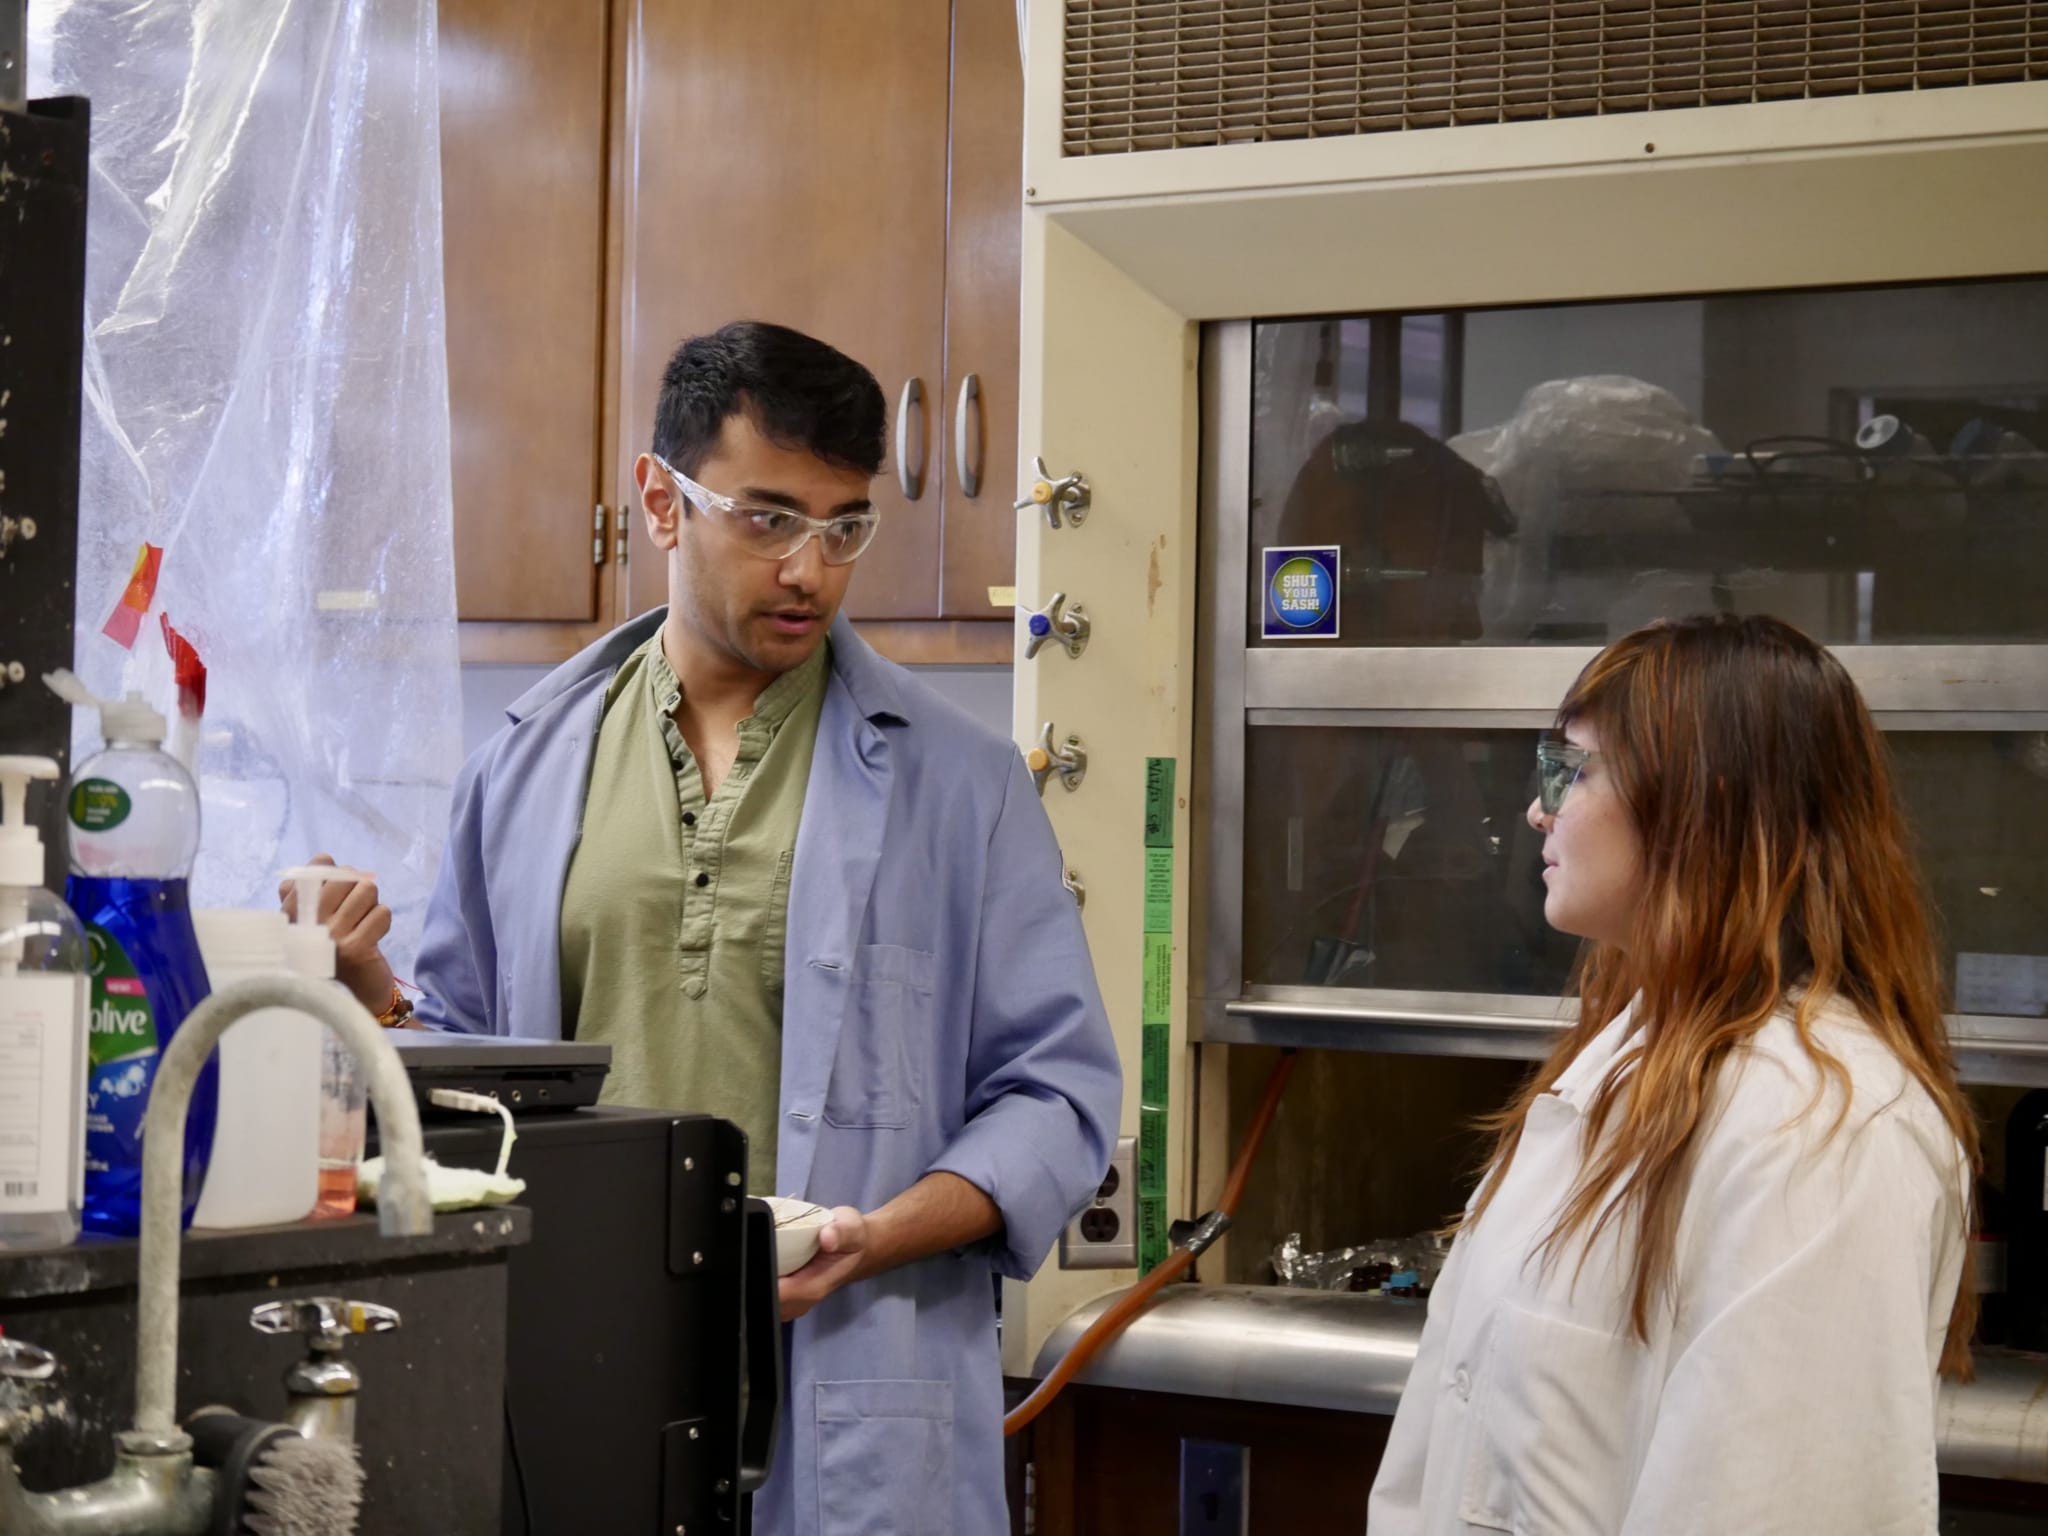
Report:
46,672,215,1236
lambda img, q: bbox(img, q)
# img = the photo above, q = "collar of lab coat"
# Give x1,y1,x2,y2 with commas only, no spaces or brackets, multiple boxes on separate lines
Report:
1546,989,1875,1116
1548,999,1641,1112
502,608,913,729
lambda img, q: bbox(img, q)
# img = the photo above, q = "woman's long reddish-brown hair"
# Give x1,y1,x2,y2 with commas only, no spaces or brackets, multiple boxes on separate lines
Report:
1463,613,1979,1377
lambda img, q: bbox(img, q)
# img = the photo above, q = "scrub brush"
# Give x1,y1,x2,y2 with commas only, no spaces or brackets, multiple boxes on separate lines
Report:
187,1410,365,1536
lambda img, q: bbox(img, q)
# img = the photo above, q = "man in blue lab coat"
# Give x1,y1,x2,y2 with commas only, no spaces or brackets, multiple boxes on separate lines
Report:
304,321,1120,1533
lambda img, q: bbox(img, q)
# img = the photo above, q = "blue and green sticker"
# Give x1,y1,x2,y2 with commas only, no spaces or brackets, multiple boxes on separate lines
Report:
1261,545,1339,640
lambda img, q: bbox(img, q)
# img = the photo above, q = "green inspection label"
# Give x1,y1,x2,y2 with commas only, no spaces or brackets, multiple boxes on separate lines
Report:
1139,1086,1168,1188
1138,1195,1169,1274
1142,930,1173,1025
1143,846,1174,934
1144,758,1177,848
1138,756,1177,1274
1141,1019,1170,1107
1140,1013,1171,1263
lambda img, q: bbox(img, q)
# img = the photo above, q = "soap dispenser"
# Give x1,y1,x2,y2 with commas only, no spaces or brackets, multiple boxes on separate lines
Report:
0,757,91,1249
282,864,372,1218
45,670,216,1236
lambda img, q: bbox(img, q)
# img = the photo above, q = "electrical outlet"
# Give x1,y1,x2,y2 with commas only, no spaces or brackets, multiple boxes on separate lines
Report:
1059,1135,1136,1269
1179,1440,1249,1534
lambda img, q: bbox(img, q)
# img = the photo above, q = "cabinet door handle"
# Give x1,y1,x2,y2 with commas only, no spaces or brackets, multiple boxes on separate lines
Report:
954,373,983,497
896,377,926,501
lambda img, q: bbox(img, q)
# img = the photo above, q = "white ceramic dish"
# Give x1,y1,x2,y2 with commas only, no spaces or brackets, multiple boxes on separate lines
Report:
764,1196,832,1276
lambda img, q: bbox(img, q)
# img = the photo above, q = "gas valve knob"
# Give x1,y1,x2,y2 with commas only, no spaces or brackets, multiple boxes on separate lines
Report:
1014,456,1091,531
1024,723,1087,796
1021,591,1091,661
0,1333,57,1383
0,1332,57,1441
251,1297,402,1350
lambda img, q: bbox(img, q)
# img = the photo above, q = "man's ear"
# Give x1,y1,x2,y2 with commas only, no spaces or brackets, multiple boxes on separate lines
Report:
638,453,681,552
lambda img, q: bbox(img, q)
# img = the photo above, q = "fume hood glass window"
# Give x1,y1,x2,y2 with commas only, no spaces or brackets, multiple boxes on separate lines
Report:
1248,278,2048,647
1243,726,1577,997
1242,725,2048,1015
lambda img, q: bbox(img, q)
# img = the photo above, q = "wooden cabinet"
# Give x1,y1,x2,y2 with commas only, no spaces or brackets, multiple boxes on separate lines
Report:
614,0,954,624
439,0,613,633
441,0,1019,664
1028,1385,1393,1535
937,0,1025,623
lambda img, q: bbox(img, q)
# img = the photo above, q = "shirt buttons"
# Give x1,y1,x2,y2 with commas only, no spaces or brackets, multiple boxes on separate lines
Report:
694,871,709,887
683,976,707,1000
1453,1368,1472,1401
682,812,697,828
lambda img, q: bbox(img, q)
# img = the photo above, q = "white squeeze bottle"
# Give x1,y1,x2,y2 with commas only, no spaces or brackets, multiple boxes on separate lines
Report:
0,757,91,1249
189,908,320,1229
280,865,370,1219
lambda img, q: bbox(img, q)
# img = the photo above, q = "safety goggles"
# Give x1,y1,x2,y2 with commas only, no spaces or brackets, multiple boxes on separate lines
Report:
652,453,880,567
1535,741,1595,817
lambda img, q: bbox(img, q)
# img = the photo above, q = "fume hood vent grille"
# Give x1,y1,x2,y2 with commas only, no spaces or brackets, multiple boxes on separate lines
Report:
1061,1,2048,156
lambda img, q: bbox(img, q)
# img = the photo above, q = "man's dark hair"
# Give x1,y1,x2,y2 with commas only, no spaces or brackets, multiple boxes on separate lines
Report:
652,321,886,478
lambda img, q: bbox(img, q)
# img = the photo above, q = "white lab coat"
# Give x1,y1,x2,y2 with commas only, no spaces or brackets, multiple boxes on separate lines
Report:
1368,995,1968,1535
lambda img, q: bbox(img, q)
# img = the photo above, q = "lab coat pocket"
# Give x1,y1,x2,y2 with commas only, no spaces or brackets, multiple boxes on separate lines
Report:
815,1378,954,1536
1459,1301,1641,1535
822,944,934,1130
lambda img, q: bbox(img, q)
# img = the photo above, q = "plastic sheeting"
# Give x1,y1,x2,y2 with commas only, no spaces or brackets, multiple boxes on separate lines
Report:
1450,375,1727,642
29,0,460,979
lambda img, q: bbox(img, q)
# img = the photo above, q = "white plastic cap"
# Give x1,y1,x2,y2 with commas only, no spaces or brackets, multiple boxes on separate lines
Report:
193,908,290,983
278,864,371,981
101,692,168,746
43,670,167,748
0,756,60,888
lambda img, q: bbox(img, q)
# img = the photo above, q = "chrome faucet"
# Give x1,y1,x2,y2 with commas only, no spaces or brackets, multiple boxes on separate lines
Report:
0,976,433,1534
250,1296,402,1445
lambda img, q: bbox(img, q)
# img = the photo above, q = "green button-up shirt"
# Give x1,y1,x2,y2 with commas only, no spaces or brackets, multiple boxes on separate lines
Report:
559,632,828,1192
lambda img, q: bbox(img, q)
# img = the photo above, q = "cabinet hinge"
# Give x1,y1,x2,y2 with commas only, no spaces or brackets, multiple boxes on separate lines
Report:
614,505,630,565
593,503,607,566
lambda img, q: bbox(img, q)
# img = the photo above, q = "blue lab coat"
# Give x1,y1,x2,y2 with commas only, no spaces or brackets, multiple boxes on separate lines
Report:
414,609,1121,1534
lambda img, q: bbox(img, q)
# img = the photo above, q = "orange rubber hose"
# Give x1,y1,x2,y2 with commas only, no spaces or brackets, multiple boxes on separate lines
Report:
1004,1049,1298,1437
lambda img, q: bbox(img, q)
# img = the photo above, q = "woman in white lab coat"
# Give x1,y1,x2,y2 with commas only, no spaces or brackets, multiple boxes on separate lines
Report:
1368,613,1978,1535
